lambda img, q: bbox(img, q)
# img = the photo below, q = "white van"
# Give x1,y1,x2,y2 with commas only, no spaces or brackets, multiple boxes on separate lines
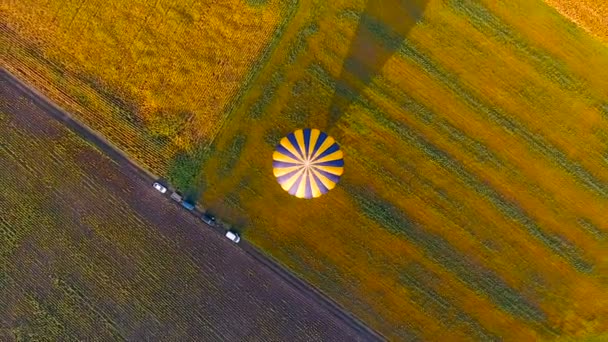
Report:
225,231,241,243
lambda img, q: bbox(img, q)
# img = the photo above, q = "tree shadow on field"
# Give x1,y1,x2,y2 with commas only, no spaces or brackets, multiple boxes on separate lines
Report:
328,0,429,127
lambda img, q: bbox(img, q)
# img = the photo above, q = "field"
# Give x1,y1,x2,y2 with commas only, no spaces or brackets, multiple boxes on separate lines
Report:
194,0,608,340
3,0,608,340
543,0,608,43
0,78,369,341
1,0,293,177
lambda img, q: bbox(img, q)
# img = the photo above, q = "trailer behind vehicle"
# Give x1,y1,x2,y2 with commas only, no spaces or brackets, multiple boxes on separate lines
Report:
171,192,183,202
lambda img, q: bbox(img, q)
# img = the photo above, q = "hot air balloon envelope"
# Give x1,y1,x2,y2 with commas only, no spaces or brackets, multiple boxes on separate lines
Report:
273,128,344,199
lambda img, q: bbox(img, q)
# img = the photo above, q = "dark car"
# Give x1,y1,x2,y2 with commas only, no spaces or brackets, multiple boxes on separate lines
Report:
201,213,216,226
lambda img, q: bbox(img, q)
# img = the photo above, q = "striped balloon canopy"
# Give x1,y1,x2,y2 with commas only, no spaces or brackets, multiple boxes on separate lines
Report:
273,128,344,199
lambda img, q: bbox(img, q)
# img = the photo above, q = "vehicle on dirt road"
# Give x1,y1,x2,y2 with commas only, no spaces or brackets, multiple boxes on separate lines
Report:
153,182,167,194
225,230,241,243
201,213,216,227
170,192,183,202
181,201,195,211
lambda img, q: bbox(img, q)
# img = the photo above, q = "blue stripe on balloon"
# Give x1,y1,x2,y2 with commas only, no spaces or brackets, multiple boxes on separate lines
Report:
315,168,341,183
276,168,303,184
303,128,312,159
312,171,329,195
312,131,327,157
287,132,304,159
288,173,304,195
273,161,301,168
314,159,344,167
313,142,340,161
275,144,301,162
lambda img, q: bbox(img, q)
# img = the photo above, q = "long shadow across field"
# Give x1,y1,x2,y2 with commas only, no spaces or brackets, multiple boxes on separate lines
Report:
328,0,429,127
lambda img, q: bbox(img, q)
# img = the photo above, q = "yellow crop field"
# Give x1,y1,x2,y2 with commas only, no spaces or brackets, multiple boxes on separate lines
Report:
3,0,608,340
1,0,292,174
543,0,608,43
194,0,608,340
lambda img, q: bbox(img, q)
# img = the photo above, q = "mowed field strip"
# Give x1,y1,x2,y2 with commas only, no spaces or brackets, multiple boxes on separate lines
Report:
2,0,608,340
0,74,378,341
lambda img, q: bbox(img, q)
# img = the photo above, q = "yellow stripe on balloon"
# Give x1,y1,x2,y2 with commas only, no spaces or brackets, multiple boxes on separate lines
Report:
273,165,302,177
308,170,322,198
273,150,302,164
295,169,308,198
308,129,320,161
294,129,307,159
312,150,343,164
311,168,337,190
280,137,304,162
315,165,344,176
280,168,305,191
310,136,336,161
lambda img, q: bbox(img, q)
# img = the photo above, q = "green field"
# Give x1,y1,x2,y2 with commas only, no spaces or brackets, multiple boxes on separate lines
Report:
3,0,608,340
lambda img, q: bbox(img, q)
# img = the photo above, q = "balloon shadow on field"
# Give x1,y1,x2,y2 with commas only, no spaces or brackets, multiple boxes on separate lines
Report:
327,0,429,127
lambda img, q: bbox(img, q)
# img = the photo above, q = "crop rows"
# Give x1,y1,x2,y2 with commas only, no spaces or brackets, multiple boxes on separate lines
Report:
311,59,598,278
3,0,608,340
0,83,367,341
191,0,608,340
1,0,291,178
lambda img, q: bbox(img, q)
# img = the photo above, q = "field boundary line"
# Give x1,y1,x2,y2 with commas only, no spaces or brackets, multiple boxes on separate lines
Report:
205,0,300,150
0,68,159,182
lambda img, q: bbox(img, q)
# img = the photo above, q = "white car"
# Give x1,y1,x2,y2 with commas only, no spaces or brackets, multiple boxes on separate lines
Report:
153,182,167,194
225,231,241,243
